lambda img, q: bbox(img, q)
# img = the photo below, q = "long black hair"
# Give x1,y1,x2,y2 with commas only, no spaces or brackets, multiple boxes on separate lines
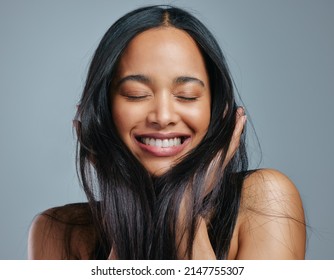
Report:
75,5,249,259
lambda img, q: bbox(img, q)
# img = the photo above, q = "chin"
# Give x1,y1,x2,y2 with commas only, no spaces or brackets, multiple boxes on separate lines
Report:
145,162,174,177
149,167,170,177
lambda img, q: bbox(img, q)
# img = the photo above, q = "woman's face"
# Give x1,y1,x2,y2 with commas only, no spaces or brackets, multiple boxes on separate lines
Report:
111,27,211,176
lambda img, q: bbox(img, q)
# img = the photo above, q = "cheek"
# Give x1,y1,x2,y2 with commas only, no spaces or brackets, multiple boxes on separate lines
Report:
111,99,149,145
180,102,211,135
111,101,136,139
112,110,127,136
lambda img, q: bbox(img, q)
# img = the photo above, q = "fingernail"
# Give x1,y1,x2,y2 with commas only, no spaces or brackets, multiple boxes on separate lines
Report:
237,106,246,117
241,106,246,115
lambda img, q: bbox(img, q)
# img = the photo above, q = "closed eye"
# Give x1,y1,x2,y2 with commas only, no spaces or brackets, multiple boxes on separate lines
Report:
175,95,199,102
124,95,148,100
120,92,151,101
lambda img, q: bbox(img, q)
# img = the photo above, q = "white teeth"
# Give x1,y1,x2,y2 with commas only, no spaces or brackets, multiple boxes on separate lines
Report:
140,137,183,148
155,139,162,147
149,138,155,146
162,139,169,148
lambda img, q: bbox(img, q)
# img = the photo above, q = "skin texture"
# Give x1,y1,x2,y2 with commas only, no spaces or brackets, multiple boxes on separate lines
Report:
28,27,306,260
111,27,211,176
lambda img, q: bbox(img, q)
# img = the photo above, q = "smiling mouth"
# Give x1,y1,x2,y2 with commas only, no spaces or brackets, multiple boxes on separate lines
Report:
136,136,189,148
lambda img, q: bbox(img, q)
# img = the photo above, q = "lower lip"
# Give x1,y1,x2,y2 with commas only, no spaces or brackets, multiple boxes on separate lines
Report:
135,137,190,157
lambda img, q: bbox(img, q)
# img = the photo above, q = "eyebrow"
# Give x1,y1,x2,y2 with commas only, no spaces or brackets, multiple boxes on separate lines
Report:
116,75,151,88
174,76,205,87
115,74,205,88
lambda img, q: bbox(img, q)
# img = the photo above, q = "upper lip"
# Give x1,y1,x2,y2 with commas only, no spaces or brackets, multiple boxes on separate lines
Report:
134,132,191,139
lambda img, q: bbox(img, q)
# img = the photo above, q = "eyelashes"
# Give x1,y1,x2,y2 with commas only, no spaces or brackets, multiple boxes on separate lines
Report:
119,90,151,100
121,94,199,102
122,94,149,100
119,91,200,102
175,96,199,102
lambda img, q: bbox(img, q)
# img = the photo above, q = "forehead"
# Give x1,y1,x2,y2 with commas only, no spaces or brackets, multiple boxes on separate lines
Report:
126,27,197,49
116,27,208,79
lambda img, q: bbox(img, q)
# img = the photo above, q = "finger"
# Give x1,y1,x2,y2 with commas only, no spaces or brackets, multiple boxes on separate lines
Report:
230,107,246,150
223,107,246,167
204,107,246,194
234,106,246,139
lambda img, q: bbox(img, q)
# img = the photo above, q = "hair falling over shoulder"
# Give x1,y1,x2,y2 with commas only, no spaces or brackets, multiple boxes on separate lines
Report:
74,5,250,259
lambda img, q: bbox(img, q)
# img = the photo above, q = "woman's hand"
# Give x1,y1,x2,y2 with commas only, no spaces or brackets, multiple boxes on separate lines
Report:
202,106,247,195
223,106,247,168
177,107,247,259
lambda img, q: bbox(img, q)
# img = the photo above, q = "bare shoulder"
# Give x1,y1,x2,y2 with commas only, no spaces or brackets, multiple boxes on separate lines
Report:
28,203,96,259
242,168,304,207
235,169,306,259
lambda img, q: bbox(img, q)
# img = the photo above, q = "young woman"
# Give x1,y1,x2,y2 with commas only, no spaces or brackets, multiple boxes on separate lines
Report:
28,5,306,260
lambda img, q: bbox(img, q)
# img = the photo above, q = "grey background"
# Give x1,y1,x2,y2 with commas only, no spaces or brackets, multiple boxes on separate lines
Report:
0,0,333,259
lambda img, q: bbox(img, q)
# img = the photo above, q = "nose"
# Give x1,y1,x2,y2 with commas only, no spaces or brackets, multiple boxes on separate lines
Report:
147,92,179,129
